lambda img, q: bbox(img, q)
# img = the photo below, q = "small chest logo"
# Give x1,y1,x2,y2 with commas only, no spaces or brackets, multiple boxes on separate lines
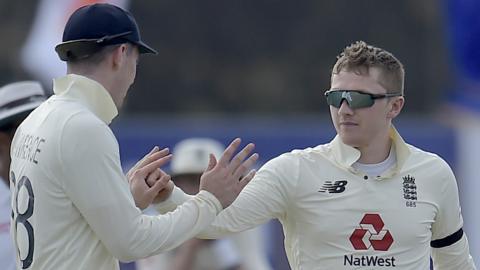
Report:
402,175,417,207
318,180,348,193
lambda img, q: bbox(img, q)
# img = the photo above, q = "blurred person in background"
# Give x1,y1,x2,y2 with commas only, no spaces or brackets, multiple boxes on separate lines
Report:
138,138,272,270
9,3,257,270
0,81,47,270
153,41,476,269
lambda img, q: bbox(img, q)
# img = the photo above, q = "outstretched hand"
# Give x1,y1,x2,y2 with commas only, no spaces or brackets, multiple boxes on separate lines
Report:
128,147,173,210
199,138,258,209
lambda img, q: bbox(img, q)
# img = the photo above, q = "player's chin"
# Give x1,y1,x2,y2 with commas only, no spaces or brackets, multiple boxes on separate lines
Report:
339,133,362,148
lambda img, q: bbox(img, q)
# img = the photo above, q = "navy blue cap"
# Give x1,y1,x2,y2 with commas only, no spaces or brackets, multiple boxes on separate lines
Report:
55,3,157,61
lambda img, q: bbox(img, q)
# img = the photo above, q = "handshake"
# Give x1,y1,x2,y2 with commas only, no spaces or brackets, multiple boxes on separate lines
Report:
126,138,258,210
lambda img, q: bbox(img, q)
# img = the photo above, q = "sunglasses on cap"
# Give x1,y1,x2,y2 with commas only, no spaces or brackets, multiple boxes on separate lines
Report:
324,90,402,109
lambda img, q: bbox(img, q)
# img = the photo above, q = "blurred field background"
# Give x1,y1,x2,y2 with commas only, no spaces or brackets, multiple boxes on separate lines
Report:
0,0,478,269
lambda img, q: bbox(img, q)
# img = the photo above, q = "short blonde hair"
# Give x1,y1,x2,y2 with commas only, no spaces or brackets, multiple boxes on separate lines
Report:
332,41,405,94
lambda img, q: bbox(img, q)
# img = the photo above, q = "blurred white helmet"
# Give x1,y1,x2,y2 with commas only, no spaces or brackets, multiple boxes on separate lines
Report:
171,138,225,175
0,81,47,128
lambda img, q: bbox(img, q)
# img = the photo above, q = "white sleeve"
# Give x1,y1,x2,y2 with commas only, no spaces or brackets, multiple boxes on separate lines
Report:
197,153,297,238
152,188,274,269
430,159,477,269
153,186,193,214
60,115,222,261
432,235,476,269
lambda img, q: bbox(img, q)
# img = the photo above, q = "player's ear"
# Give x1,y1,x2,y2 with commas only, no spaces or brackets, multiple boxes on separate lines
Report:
387,96,404,119
111,44,128,70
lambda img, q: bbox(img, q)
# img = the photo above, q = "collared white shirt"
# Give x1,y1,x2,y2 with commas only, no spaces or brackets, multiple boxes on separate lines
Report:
9,74,222,270
160,127,476,269
352,146,396,178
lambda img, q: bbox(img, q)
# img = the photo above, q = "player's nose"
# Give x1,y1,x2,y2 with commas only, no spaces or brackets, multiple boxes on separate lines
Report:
338,99,353,115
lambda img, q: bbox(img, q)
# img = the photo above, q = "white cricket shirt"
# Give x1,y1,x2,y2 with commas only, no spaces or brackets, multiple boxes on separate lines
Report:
9,74,222,270
160,127,476,269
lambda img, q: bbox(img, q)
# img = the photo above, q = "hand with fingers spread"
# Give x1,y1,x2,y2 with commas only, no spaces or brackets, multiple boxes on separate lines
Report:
128,146,173,209
199,138,259,209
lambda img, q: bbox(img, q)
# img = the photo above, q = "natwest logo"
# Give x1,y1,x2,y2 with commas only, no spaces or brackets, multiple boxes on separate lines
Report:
349,213,393,251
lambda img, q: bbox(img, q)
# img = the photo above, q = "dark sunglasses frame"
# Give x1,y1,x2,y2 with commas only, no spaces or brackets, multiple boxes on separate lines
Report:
324,90,403,109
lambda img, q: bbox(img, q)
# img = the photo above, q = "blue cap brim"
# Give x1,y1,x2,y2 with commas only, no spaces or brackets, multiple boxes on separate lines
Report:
136,41,157,55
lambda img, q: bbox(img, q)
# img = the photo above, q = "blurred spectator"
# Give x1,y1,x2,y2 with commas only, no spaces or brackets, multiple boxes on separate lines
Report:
0,81,47,270
137,138,272,270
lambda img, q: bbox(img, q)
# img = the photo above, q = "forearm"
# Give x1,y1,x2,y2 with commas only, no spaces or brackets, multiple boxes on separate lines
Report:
153,186,242,239
153,186,268,239
150,185,238,238
196,183,279,239
153,186,193,214
154,187,269,239
124,191,223,260
156,162,290,241
74,178,221,262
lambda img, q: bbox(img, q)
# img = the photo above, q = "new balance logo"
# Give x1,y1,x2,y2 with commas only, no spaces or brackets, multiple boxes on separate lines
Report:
318,180,348,193
349,213,394,251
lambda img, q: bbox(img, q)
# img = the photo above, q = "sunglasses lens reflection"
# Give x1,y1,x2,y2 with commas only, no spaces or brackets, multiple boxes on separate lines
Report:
326,91,374,109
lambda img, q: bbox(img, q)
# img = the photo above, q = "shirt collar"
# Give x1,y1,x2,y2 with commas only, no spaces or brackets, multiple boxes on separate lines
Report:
330,126,411,178
53,74,118,124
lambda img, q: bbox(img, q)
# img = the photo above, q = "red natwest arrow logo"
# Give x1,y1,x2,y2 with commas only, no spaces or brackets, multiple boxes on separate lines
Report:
349,213,393,251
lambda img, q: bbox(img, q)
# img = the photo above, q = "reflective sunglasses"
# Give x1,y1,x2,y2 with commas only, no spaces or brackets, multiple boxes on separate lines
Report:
324,90,402,109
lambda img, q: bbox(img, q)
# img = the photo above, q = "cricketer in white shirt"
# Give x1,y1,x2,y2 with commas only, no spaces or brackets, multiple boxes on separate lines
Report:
9,74,224,270
157,127,476,269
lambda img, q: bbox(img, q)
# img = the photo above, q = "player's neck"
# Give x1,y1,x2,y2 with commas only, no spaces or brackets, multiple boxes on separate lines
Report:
356,133,392,164
67,62,114,91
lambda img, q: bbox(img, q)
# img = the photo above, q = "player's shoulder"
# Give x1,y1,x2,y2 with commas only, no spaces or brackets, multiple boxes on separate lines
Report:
31,95,106,130
64,109,106,130
46,100,114,148
58,110,117,162
407,143,450,168
405,143,454,181
268,143,330,167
